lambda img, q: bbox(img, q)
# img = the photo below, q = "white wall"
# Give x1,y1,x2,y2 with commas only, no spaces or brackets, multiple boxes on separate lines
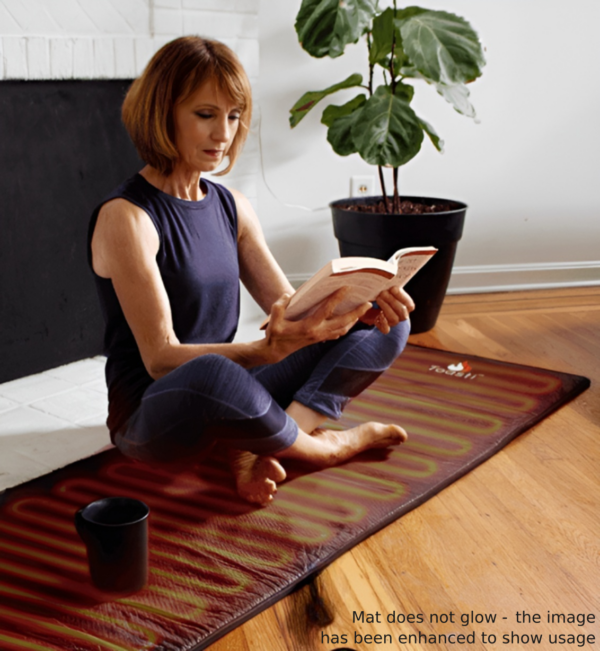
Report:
257,0,600,293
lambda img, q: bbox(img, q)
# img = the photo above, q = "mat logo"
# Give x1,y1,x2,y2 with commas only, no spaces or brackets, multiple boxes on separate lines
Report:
448,361,472,373
429,361,484,380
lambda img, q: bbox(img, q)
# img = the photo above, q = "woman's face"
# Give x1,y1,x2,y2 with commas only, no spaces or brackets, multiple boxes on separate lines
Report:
172,78,241,173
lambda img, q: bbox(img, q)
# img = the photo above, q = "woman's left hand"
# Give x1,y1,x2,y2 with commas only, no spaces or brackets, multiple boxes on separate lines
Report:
360,286,415,334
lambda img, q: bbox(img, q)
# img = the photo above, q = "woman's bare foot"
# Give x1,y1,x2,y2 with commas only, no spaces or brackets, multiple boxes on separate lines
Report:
228,450,287,506
312,422,407,465
276,421,407,468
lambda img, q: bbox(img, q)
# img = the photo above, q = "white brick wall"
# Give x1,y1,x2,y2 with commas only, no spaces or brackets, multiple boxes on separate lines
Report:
0,0,260,199
3,36,27,78
0,0,258,81
26,37,50,79
50,38,73,78
114,36,137,78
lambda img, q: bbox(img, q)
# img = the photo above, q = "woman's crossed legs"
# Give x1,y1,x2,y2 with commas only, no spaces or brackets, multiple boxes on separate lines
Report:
115,321,410,505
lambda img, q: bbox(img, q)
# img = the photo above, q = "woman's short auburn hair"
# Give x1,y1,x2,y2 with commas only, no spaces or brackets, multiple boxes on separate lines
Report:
122,36,252,177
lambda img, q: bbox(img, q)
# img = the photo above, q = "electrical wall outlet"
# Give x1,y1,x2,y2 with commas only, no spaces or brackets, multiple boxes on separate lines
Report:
350,175,376,197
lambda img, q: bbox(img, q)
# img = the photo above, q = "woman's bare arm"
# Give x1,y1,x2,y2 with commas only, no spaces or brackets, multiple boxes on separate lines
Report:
233,188,293,313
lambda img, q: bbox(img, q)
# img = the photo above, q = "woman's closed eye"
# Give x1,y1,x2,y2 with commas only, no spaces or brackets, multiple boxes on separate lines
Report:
195,112,241,121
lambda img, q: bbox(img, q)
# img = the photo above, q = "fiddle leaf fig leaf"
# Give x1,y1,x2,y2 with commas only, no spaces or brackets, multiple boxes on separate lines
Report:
398,9,485,85
370,8,395,65
394,6,429,22
295,0,378,59
289,73,363,127
394,81,415,103
435,82,477,119
351,85,423,167
321,94,367,127
326,103,367,156
370,9,408,74
398,63,421,78
418,116,444,152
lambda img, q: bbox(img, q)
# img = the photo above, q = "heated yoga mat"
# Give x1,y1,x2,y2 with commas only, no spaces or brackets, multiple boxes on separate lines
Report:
0,345,590,650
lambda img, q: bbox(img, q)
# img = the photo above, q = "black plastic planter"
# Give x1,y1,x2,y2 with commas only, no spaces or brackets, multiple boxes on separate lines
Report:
331,196,467,333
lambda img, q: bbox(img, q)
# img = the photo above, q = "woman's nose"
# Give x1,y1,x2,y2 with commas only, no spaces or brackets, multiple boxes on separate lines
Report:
212,117,231,143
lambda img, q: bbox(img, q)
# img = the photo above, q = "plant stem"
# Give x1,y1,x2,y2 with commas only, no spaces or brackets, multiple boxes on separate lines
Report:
390,1,400,214
393,167,401,213
367,32,374,96
378,166,390,213
390,0,397,94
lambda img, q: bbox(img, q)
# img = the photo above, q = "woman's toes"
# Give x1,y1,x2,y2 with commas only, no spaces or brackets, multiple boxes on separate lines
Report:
265,457,287,483
238,466,282,506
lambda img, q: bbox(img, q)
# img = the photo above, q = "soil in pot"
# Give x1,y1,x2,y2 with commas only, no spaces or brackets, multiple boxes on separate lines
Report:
337,198,457,214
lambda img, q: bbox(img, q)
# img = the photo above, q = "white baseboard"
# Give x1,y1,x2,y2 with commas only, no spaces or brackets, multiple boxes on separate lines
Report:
288,261,600,295
448,261,600,294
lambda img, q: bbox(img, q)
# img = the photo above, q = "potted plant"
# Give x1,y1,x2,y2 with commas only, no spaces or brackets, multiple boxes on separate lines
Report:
289,0,486,332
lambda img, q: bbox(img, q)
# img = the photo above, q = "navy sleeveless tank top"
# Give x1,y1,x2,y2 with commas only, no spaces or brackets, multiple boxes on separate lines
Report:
87,173,240,439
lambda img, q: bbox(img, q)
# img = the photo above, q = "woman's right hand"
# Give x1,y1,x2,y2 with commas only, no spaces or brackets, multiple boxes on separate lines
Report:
263,288,372,363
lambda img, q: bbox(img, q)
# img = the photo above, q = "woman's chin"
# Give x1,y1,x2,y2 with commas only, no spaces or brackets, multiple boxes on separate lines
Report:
199,158,225,173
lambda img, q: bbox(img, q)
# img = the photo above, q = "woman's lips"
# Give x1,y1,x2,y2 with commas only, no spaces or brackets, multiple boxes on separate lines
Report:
204,149,223,157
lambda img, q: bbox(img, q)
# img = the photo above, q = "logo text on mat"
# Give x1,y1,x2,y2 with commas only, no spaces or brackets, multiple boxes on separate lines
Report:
428,361,484,380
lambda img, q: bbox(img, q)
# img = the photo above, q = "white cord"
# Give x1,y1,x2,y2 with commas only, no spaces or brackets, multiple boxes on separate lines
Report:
256,109,329,213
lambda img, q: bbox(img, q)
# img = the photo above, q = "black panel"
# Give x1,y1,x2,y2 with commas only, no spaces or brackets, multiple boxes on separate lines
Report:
0,80,142,383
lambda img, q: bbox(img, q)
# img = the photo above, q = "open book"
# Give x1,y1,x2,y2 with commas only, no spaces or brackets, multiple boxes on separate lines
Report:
262,246,437,327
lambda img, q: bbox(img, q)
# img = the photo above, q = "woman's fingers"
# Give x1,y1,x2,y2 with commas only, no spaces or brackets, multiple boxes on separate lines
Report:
378,292,406,326
325,300,372,338
359,305,381,325
268,293,292,327
391,286,415,312
304,289,370,341
367,286,415,333
374,310,391,334
376,287,415,326
274,292,293,310
309,286,351,322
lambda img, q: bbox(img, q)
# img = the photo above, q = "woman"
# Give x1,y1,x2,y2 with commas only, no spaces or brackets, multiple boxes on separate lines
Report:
89,36,414,506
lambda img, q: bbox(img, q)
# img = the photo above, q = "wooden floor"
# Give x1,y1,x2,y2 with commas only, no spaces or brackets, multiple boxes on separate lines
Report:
210,287,600,651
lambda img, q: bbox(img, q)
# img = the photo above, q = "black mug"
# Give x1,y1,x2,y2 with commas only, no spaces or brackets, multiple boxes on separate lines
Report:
75,496,149,594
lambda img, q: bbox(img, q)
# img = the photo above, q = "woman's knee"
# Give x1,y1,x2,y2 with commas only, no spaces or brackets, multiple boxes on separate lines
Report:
141,352,274,431
363,318,410,369
112,408,190,465
171,353,240,388
145,353,251,405
386,318,411,358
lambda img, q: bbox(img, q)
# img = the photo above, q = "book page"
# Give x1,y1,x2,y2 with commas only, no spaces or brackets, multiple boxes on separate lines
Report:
285,270,393,321
393,250,437,285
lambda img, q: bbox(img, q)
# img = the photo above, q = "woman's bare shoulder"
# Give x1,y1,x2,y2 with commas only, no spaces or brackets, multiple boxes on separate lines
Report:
227,187,262,240
91,198,159,278
96,197,154,228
